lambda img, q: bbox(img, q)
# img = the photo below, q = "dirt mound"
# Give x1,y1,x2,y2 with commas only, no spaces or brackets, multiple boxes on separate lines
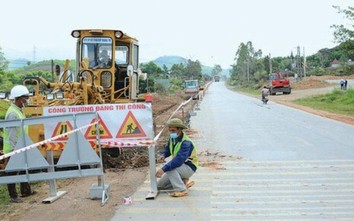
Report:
316,74,354,80
291,76,331,90
291,74,354,90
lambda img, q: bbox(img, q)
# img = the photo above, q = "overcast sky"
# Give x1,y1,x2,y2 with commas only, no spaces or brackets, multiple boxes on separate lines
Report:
0,0,352,68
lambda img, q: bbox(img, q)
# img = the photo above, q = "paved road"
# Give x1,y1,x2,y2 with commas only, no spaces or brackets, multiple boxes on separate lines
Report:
111,82,354,221
194,82,354,160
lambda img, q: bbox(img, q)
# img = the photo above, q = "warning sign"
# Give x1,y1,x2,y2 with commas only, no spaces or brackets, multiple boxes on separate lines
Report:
51,121,74,141
43,103,154,141
45,142,65,151
84,115,113,139
116,111,146,138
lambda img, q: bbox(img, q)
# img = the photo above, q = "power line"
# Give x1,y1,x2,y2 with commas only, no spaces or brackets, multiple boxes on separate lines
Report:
33,45,36,63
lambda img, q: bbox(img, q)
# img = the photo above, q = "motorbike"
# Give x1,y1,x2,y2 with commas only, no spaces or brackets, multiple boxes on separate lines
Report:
262,96,268,104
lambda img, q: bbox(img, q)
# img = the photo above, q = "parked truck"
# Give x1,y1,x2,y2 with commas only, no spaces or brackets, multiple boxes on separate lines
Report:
184,80,200,100
268,72,291,95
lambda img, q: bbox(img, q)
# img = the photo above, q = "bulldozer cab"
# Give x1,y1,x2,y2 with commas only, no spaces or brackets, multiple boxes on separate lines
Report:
74,29,142,103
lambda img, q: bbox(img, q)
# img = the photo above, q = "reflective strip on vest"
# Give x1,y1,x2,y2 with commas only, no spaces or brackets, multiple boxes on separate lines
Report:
3,105,28,154
169,133,198,169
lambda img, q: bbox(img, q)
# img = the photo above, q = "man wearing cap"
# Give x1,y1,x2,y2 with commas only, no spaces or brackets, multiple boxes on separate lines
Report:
3,85,36,203
155,118,198,197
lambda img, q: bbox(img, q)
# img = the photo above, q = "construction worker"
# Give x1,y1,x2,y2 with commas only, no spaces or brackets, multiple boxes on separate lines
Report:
3,85,36,203
93,49,112,69
156,118,198,197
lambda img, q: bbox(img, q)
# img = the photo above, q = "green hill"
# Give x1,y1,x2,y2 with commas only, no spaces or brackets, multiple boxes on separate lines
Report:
153,56,187,69
152,55,230,76
11,60,75,75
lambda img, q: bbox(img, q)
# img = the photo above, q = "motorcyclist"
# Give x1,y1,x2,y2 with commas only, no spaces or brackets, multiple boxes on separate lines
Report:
261,86,270,104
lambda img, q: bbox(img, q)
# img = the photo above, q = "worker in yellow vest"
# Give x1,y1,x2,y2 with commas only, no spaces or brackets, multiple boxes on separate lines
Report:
3,85,36,203
156,118,198,197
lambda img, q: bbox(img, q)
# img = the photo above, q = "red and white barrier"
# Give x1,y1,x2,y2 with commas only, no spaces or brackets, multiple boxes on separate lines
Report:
100,139,154,147
0,121,99,161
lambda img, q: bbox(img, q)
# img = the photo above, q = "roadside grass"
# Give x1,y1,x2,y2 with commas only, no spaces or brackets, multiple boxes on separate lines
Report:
0,185,11,209
0,182,44,210
293,89,354,117
236,87,260,96
229,86,260,96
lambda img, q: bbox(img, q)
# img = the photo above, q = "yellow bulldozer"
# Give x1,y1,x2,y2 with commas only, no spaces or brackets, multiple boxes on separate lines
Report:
18,29,150,159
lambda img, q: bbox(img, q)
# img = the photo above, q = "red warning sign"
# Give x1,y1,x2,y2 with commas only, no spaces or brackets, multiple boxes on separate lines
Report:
51,121,74,141
116,111,146,138
84,114,113,139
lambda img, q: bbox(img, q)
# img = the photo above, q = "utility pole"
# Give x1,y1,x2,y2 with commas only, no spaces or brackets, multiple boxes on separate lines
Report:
33,45,37,63
269,53,272,74
303,47,306,78
296,46,303,81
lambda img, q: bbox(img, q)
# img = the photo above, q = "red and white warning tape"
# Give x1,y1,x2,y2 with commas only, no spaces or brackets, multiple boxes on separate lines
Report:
153,97,193,143
0,121,99,161
100,139,154,147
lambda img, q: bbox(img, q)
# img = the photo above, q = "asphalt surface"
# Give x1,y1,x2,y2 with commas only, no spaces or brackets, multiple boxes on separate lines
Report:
111,82,354,221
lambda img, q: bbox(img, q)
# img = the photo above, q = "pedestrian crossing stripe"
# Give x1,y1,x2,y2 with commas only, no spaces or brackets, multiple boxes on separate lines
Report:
84,114,113,139
51,121,74,141
116,111,146,138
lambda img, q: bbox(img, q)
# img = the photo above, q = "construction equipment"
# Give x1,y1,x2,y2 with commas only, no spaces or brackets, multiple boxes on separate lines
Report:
268,72,291,95
20,29,149,158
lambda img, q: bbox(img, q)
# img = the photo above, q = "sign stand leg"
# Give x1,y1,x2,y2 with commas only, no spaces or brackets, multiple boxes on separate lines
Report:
146,144,158,200
42,151,67,204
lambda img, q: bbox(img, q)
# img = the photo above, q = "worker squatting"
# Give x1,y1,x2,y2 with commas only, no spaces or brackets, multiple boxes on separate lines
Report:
47,104,146,114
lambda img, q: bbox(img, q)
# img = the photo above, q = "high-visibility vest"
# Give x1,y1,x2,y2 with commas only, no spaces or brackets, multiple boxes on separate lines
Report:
3,104,28,154
169,132,198,169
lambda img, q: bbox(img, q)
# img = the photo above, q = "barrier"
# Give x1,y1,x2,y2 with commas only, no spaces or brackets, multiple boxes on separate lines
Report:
0,112,109,205
0,93,204,203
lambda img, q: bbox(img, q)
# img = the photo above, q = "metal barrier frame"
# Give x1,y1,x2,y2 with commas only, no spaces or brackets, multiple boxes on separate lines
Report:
0,112,109,205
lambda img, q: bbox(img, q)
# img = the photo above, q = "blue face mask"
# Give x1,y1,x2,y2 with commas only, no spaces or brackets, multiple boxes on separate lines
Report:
170,133,178,139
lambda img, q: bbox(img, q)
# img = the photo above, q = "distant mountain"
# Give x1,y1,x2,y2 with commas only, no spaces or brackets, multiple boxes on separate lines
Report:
8,58,30,70
151,55,230,76
152,56,187,69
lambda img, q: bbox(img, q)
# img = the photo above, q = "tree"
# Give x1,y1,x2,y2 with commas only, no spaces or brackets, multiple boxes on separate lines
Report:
185,59,202,80
140,61,163,76
211,64,222,76
230,41,264,86
0,46,9,71
170,63,186,78
230,42,250,84
331,6,354,43
162,64,169,75
140,62,164,92
332,6,354,61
